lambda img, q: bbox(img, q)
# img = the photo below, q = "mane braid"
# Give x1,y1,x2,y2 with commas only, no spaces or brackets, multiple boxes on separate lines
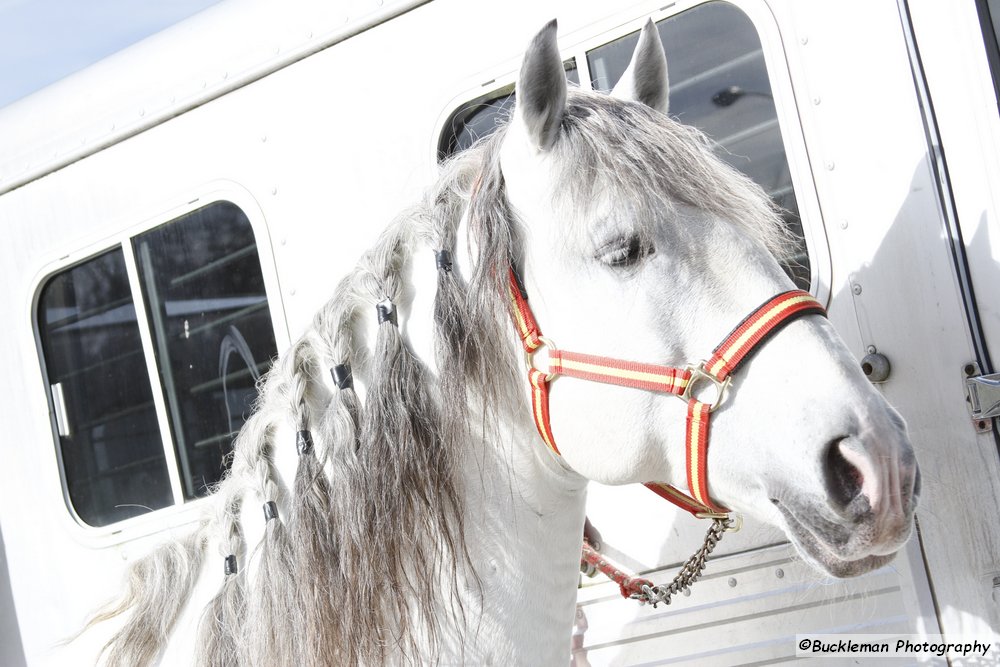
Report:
288,342,343,667
196,491,247,667
79,524,209,667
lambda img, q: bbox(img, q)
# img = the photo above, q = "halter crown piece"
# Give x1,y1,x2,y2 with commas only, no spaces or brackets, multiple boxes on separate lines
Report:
506,267,827,603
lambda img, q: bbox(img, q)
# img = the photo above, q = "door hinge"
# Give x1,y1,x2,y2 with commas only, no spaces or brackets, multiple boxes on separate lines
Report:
965,362,1000,424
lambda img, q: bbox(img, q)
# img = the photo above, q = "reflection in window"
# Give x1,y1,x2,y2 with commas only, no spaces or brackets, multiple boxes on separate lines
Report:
439,2,810,288
37,201,278,526
134,202,276,499
38,250,172,526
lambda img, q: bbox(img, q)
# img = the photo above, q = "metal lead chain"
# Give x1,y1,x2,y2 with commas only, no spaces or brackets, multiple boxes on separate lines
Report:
631,517,732,608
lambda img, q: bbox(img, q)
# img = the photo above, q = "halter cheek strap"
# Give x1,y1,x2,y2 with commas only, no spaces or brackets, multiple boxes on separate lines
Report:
507,268,827,518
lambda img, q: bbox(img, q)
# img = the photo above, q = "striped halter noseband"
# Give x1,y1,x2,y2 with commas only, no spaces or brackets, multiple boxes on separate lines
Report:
506,267,827,603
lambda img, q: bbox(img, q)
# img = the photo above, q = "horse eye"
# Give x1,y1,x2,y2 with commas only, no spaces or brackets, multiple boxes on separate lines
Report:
597,234,654,268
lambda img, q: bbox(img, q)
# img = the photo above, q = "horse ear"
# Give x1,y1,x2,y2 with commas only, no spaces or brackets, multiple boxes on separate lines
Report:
611,19,669,114
514,19,567,152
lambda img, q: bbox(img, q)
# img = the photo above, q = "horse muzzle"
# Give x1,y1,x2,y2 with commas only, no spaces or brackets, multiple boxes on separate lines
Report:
771,432,920,577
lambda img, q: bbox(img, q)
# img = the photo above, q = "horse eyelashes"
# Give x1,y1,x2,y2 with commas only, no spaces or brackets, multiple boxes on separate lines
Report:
597,233,654,268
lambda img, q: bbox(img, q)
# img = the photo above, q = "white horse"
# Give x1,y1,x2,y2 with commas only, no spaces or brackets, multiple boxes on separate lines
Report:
73,19,919,666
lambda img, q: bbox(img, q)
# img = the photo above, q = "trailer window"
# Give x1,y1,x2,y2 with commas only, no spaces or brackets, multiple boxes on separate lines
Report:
38,249,173,526
439,2,809,288
37,201,277,527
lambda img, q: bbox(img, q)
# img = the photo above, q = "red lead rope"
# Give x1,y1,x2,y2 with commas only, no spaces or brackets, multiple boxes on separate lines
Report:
507,269,826,519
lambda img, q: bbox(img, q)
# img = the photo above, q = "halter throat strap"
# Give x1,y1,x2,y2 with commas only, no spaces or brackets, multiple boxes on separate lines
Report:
507,268,826,517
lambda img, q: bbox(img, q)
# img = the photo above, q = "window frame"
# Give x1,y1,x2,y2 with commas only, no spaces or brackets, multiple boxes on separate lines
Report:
431,0,832,304
30,182,289,544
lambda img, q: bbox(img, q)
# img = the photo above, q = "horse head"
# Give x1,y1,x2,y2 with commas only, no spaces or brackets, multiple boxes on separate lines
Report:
497,20,920,577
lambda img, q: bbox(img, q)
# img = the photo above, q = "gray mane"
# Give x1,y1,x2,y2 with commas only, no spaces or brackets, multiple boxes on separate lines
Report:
82,88,791,666
555,93,793,259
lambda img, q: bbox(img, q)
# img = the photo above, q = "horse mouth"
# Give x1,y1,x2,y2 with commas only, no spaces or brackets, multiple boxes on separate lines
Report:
771,500,900,578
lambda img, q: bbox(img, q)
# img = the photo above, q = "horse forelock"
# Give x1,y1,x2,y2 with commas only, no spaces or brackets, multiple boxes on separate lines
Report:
552,90,795,262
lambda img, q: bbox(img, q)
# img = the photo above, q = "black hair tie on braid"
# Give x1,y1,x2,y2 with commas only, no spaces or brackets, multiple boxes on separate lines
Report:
263,500,279,522
331,363,353,390
223,554,238,576
435,249,453,273
296,429,314,456
376,299,397,326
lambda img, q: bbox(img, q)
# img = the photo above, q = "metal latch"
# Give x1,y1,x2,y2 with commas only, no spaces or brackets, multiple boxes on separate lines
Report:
966,373,1000,420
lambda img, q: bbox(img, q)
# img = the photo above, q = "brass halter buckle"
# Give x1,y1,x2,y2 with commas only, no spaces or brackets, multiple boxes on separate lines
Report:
680,362,732,412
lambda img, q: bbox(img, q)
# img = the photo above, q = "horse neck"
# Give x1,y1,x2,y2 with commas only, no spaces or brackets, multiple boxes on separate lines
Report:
404,246,589,662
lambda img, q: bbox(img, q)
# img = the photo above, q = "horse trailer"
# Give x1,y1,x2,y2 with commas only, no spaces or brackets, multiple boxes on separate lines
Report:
1,0,999,664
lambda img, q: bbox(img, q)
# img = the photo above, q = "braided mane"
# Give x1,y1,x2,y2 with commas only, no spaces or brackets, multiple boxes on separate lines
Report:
83,89,791,665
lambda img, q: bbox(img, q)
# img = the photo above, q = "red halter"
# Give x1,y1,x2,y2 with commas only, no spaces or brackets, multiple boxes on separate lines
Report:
507,268,826,518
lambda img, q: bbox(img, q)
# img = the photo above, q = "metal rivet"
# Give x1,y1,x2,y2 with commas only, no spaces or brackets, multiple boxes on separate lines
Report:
867,345,877,354
289,287,296,296
683,588,691,597
840,219,849,230
825,160,836,171
964,363,977,377
812,96,821,105
852,283,862,295
271,186,278,195
800,35,809,45
728,577,737,587
775,568,784,579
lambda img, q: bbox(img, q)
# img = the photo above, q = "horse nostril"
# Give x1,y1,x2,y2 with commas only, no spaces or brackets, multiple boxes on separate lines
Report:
824,437,864,509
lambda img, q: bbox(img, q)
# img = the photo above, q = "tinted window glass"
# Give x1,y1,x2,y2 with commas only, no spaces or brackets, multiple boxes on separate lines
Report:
37,201,279,527
587,2,809,287
134,202,276,499
38,249,172,526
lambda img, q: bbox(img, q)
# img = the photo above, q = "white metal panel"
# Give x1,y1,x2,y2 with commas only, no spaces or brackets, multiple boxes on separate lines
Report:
0,0,432,196
575,541,935,666
770,0,1000,647
906,0,1000,373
